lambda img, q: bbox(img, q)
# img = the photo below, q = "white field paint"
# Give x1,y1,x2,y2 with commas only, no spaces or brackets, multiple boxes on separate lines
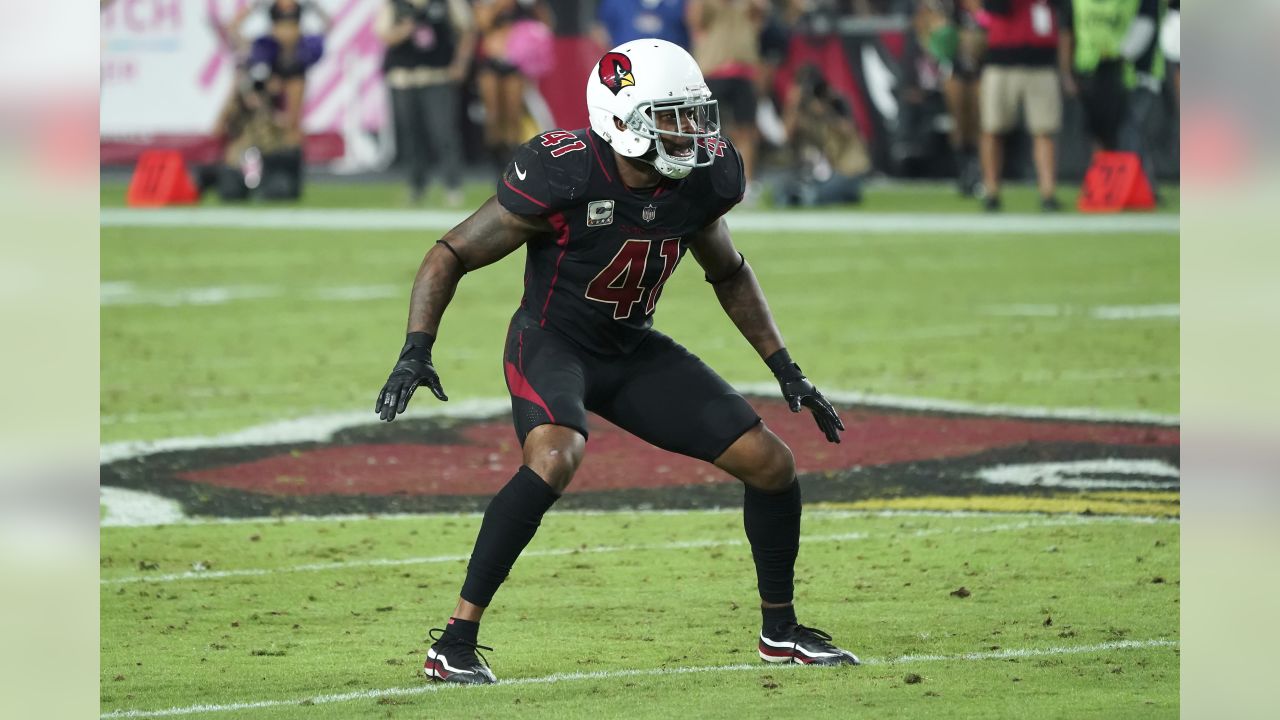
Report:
1091,304,1181,320
100,515,1145,585
99,207,1180,235
98,398,511,465
99,390,1178,467
986,303,1180,320
976,459,1181,491
101,281,402,307
99,392,1178,527
98,638,1178,719
735,385,1179,426
100,487,186,526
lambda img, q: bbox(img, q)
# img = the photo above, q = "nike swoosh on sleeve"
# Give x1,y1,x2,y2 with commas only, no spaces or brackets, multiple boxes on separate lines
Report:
514,162,527,181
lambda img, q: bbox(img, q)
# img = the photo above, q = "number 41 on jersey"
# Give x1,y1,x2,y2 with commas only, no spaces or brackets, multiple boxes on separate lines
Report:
586,238,681,320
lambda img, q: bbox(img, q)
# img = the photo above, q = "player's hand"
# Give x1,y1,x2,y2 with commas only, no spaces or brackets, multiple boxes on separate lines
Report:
375,334,448,422
780,376,844,443
766,349,845,444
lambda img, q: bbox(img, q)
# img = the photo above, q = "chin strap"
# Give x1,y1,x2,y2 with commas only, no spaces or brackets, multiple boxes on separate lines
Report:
653,153,693,180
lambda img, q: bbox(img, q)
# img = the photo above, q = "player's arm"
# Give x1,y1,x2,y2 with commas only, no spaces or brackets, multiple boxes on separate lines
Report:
689,218,845,443
689,217,783,359
375,198,551,421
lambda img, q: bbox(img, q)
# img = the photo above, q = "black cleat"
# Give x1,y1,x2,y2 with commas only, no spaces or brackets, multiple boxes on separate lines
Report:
983,194,1003,213
1041,195,1062,213
758,623,861,666
423,628,497,684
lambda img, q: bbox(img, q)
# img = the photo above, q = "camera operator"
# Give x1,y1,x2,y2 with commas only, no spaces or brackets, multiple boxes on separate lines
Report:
207,62,297,200
777,64,870,207
248,1,330,146
377,0,476,206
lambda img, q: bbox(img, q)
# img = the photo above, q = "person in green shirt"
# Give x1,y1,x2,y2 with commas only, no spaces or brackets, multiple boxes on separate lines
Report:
1059,0,1164,190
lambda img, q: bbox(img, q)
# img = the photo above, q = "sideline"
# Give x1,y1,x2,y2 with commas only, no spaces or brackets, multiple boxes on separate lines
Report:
99,638,1178,718
100,207,1180,235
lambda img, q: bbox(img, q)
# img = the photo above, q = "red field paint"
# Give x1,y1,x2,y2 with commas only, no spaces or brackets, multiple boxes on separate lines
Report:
174,400,1178,498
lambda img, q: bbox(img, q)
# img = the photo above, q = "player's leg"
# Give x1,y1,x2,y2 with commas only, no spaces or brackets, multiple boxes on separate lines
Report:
592,334,859,667
425,315,590,684
711,425,856,666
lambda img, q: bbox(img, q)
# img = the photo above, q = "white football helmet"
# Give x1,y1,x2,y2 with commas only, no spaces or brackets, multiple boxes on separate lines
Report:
586,39,721,180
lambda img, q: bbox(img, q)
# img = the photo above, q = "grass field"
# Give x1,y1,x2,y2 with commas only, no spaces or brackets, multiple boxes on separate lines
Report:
101,512,1178,719
100,179,1179,718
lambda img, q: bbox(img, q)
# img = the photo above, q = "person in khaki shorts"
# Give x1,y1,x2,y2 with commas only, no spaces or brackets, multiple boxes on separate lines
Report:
977,0,1063,212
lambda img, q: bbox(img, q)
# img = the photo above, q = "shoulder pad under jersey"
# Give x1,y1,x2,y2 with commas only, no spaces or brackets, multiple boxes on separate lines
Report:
705,135,746,218
496,130,592,216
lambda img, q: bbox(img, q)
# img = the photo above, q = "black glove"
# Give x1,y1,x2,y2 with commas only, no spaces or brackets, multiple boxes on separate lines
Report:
375,332,448,422
766,348,845,443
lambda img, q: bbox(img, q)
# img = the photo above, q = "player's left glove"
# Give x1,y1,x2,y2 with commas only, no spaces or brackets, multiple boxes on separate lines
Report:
766,348,845,444
375,332,448,422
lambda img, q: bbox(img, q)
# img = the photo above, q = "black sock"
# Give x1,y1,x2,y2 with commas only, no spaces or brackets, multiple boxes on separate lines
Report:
444,617,480,644
459,466,560,607
743,480,802,606
762,604,798,633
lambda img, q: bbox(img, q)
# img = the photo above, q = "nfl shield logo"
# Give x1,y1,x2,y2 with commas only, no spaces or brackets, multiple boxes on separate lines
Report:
642,204,657,223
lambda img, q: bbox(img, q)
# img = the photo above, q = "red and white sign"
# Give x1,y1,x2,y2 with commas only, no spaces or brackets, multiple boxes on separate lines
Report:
101,0,387,141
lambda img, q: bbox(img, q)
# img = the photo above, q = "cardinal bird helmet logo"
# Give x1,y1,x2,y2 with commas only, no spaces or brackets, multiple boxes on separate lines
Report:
598,51,635,96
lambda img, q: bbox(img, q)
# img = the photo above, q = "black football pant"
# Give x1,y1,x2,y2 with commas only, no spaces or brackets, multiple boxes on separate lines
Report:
457,311,802,609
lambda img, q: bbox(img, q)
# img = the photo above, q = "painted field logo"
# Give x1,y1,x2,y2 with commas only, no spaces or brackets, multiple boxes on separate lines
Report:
100,399,1179,520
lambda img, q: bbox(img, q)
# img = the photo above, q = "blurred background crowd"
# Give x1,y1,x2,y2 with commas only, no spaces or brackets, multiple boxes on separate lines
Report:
100,0,1180,209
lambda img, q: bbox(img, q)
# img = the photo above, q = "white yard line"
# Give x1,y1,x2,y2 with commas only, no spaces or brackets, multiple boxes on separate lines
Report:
986,303,1180,320
99,391,1177,466
100,207,1180,235
98,638,1178,719
99,516,1141,585
734,385,1179,425
101,281,402,307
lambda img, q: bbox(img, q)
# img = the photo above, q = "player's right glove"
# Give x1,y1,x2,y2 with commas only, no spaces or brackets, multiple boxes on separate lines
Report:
766,348,845,444
375,332,448,422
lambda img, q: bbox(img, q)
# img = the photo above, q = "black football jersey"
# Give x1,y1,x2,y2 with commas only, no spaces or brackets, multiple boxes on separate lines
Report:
496,128,745,355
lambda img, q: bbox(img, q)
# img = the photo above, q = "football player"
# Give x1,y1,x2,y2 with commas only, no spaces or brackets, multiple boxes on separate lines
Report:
375,38,859,684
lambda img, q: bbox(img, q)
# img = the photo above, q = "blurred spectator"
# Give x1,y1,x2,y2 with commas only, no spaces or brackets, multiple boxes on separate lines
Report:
687,0,767,199
1060,0,1159,150
209,63,300,200
1060,0,1163,196
474,0,554,174
776,64,870,206
977,0,1062,212
895,2,950,178
206,1,329,201
754,2,793,148
248,0,330,146
377,0,476,206
594,0,690,50
210,3,258,58
1161,0,1178,104
939,0,985,195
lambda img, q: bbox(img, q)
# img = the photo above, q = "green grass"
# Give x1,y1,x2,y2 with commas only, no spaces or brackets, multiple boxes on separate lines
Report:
100,180,1180,718
102,220,1178,442
100,511,1179,718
